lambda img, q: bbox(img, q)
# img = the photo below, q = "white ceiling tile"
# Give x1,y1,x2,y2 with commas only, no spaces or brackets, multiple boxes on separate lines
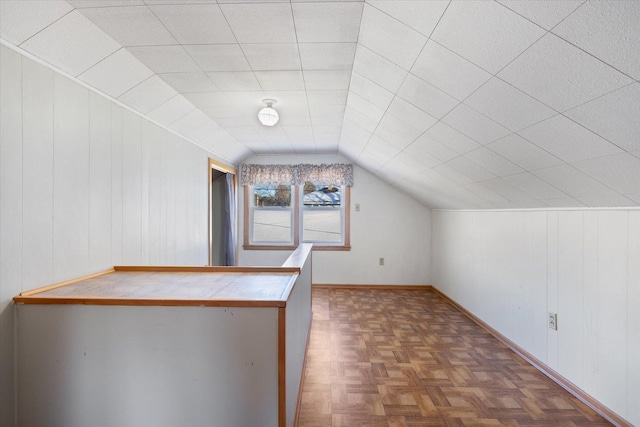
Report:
391,151,434,173
79,6,176,46
433,163,474,186
309,104,344,119
518,114,623,163
627,192,640,205
464,147,523,177
497,0,583,30
464,78,556,131
303,71,351,90
572,153,640,196
576,193,636,208
487,134,563,171
411,40,491,101
184,44,251,72
352,45,408,93
374,114,422,151
145,1,217,4
146,94,195,126
349,73,394,110
441,104,511,144
242,44,301,71
78,48,153,97
498,33,632,111
170,109,212,134
158,72,218,93
431,0,545,74
564,83,640,152
208,71,260,91
462,183,509,206
364,135,401,161
201,106,244,120
386,97,437,133
211,116,251,130
402,143,442,168
128,45,200,73
447,156,496,182
478,178,541,205
532,164,621,199
0,0,73,45
397,74,458,119
150,4,235,44
553,1,640,79
423,122,481,155
307,90,348,106
118,75,177,114
69,1,144,7
408,134,457,163
366,1,448,37
504,172,568,200
358,4,427,70
298,43,356,70
183,92,232,109
292,2,362,43
20,10,120,76
543,198,586,208
220,3,295,44
346,93,385,125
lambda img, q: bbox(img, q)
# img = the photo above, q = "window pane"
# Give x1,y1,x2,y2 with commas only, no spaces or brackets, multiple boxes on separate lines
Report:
253,210,292,242
303,182,340,206
303,209,342,242
254,185,291,207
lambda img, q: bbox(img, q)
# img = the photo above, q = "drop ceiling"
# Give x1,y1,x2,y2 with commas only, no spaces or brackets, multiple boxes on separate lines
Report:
1,0,639,209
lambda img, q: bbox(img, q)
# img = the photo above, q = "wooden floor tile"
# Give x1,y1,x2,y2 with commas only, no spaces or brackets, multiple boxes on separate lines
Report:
296,288,612,427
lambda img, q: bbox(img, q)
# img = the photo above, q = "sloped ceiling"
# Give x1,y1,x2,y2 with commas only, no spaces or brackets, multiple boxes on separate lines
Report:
1,0,639,209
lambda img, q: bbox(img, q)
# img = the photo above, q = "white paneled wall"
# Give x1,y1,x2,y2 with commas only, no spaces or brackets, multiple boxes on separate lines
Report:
432,208,640,425
0,45,213,427
238,154,432,286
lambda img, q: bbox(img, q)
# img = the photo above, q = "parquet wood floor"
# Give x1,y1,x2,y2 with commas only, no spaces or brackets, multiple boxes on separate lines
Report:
297,288,612,427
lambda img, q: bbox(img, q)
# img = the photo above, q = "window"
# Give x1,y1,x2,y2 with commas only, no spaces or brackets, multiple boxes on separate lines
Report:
248,184,295,246
241,163,352,251
244,183,350,251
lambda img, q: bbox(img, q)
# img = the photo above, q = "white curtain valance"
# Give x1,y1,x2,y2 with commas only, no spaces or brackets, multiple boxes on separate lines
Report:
241,163,353,187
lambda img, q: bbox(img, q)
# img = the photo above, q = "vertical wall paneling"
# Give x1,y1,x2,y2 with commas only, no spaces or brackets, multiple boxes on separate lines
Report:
140,121,152,264
432,208,639,425
1,46,222,425
53,75,90,281
111,105,123,265
21,57,54,290
627,211,640,424
557,211,584,385
530,211,548,363
166,135,177,264
596,211,628,415
122,110,142,264
582,211,599,395
546,211,559,370
0,44,23,427
89,92,112,271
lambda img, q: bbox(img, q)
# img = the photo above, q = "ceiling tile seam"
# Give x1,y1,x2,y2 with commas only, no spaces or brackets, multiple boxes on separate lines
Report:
529,162,637,206
289,1,319,153
349,0,452,167
341,1,447,160
549,30,638,84
525,81,640,155
494,0,586,35
144,4,255,155
148,94,197,127
15,7,76,49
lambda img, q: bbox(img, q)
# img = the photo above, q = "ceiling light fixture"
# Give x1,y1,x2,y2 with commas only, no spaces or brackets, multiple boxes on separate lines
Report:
258,99,279,126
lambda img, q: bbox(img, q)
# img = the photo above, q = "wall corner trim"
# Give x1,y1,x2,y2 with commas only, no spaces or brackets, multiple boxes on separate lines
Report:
431,286,632,427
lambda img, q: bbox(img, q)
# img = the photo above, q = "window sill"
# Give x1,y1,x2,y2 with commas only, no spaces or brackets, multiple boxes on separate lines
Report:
243,244,351,252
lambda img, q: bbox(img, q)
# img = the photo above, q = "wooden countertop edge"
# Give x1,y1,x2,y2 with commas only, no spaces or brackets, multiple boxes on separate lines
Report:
17,269,116,297
13,296,287,308
113,265,301,274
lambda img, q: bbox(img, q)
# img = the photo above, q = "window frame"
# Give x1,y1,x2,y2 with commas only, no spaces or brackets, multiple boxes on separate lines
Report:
243,185,350,251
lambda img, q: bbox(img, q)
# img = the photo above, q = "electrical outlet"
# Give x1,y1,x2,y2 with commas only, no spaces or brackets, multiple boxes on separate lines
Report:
379,257,384,266
355,203,360,212
548,312,558,330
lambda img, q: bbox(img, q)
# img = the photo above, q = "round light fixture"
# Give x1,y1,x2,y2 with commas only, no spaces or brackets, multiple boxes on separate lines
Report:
258,99,279,126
